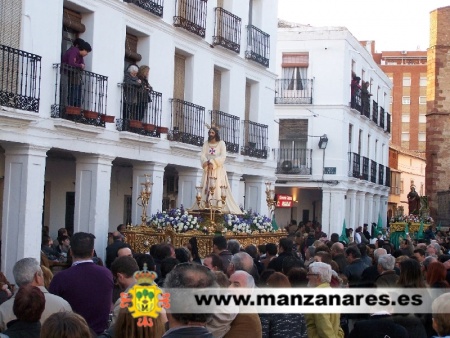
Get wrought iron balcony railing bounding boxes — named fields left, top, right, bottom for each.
left=245, top=25, right=270, bottom=67
left=380, top=107, right=385, bottom=129
left=241, top=120, right=268, bottom=159
left=274, top=79, right=313, bottom=104
left=274, top=148, right=312, bottom=175
left=124, top=0, right=164, bottom=17
left=173, top=0, right=207, bottom=38
left=351, top=90, right=362, bottom=114
left=372, top=100, right=378, bottom=124
left=370, top=160, right=377, bottom=183
left=362, top=156, right=369, bottom=181
left=117, top=83, right=162, bottom=137
left=51, top=63, right=108, bottom=127
left=210, top=110, right=240, bottom=153
left=386, top=112, right=391, bottom=133
left=362, top=96, right=370, bottom=118
left=169, top=98, right=205, bottom=146
left=385, top=167, right=391, bottom=187
left=212, top=7, right=241, bottom=53
left=378, top=163, right=384, bottom=185
left=348, top=152, right=361, bottom=178
left=0, top=44, right=41, bottom=112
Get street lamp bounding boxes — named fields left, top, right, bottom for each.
left=318, top=134, right=328, bottom=149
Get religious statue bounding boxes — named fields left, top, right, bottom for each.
left=192, top=126, right=242, bottom=214
left=407, top=186, right=421, bottom=215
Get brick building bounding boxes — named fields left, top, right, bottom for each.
left=426, top=5, right=450, bottom=224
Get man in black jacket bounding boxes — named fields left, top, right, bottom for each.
left=268, top=238, right=294, bottom=272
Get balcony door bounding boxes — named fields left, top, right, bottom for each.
left=281, top=53, right=309, bottom=97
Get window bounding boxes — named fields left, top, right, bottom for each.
left=400, top=179, right=404, bottom=193
left=419, top=115, right=426, bottom=123
left=282, top=53, right=309, bottom=90
left=402, top=96, right=410, bottom=104
left=391, top=172, right=401, bottom=195
left=402, top=114, right=410, bottom=123
left=419, top=96, right=426, bottom=105
left=62, top=8, right=85, bottom=57
left=420, top=77, right=427, bottom=86
left=418, top=133, right=426, bottom=142
left=401, top=133, right=410, bottom=141
left=403, top=77, right=411, bottom=86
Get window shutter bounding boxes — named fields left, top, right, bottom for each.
left=279, top=119, right=308, bottom=140
left=63, top=8, right=85, bottom=33
left=125, top=33, right=142, bottom=62
left=282, top=52, right=309, bottom=67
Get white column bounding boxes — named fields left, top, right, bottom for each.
left=177, top=168, right=203, bottom=210
left=74, top=154, right=114, bottom=262
left=227, top=172, right=242, bottom=207
left=356, top=192, right=366, bottom=229
left=132, top=162, right=166, bottom=222
left=329, top=189, right=347, bottom=236
left=373, top=194, right=380, bottom=225
left=347, top=190, right=357, bottom=230
left=380, top=195, right=388, bottom=228
left=1, top=144, right=49, bottom=281
left=321, top=188, right=332, bottom=235
left=244, top=176, right=270, bottom=214
left=365, top=193, right=374, bottom=225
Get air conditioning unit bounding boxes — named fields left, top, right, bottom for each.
left=401, top=51, right=407, bottom=55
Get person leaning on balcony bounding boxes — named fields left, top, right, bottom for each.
left=350, top=73, right=361, bottom=109
left=136, top=65, right=153, bottom=122
left=61, top=40, right=92, bottom=108
left=123, top=65, right=141, bottom=121
left=360, top=81, right=372, bottom=111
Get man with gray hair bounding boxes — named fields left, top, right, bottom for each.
left=229, top=270, right=255, bottom=288
left=361, top=248, right=387, bottom=284
left=0, top=258, right=72, bottom=330
left=226, top=252, right=254, bottom=277
left=431, top=292, right=450, bottom=337
left=305, top=262, right=344, bottom=338
left=375, top=254, right=398, bottom=288
left=227, top=239, right=241, bottom=255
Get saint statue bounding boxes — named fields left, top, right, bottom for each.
left=407, top=186, right=421, bottom=215
left=193, top=127, right=242, bottom=214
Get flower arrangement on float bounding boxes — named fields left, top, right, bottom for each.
left=224, top=209, right=274, bottom=234
left=390, top=214, right=434, bottom=224
left=148, top=205, right=204, bottom=233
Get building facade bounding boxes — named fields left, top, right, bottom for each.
left=0, top=0, right=279, bottom=280
left=427, top=5, right=450, bottom=224
left=274, top=22, right=391, bottom=236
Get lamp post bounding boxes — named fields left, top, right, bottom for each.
left=318, top=134, right=328, bottom=149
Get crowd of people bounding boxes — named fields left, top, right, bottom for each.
left=0, top=220, right=449, bottom=337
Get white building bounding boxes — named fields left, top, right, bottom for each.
left=0, top=0, right=278, bottom=280
left=274, top=21, right=391, bottom=236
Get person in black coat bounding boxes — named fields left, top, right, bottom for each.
left=268, top=238, right=295, bottom=272
left=348, top=314, right=408, bottom=338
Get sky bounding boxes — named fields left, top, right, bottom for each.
left=278, top=0, right=450, bottom=52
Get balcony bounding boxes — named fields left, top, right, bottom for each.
left=212, top=7, right=241, bottom=54
left=351, top=91, right=362, bottom=114
left=385, top=167, right=391, bottom=187
left=362, top=156, right=369, bottom=181
left=241, top=120, right=268, bottom=159
left=370, top=160, right=377, bottom=183
left=169, top=98, right=205, bottom=146
left=348, top=152, right=360, bottom=178
left=362, top=97, right=370, bottom=118
left=274, top=79, right=313, bottom=104
left=386, top=112, right=391, bottom=133
left=372, top=100, right=378, bottom=124
left=210, top=110, right=240, bottom=153
left=274, top=148, right=312, bottom=175
left=378, top=164, right=384, bottom=185
left=379, top=107, right=385, bottom=129
left=124, top=0, right=164, bottom=17
left=245, top=25, right=270, bottom=67
left=117, top=83, right=162, bottom=137
left=0, top=44, right=41, bottom=112
left=173, top=0, right=207, bottom=38
left=51, top=64, right=108, bottom=127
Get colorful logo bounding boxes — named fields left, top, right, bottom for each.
left=120, top=264, right=170, bottom=327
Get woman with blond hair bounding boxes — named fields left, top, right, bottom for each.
left=136, top=65, right=153, bottom=122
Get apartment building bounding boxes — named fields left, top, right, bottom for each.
left=0, top=0, right=278, bottom=280
left=274, top=21, right=391, bottom=236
